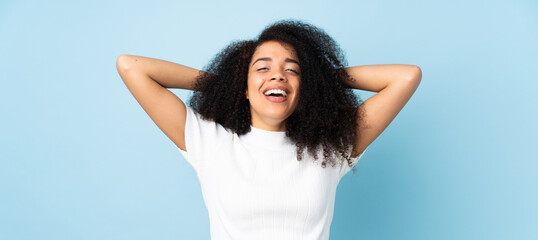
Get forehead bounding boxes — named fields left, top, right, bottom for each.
left=252, top=41, right=298, bottom=59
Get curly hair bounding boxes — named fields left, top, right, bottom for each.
left=189, top=19, right=365, bottom=169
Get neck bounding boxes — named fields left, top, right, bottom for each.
left=250, top=115, right=286, bottom=132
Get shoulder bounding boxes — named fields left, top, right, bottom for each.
left=184, top=106, right=233, bottom=140
left=339, top=146, right=369, bottom=177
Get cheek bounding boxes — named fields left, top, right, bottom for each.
left=247, top=77, right=264, bottom=93
left=292, top=80, right=301, bottom=95
left=246, top=79, right=258, bottom=99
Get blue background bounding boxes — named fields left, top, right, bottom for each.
left=1, top=0, right=537, bottom=239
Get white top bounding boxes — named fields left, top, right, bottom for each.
left=176, top=107, right=367, bottom=240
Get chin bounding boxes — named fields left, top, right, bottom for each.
left=263, top=107, right=293, bottom=118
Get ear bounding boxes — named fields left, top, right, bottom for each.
left=245, top=90, right=249, bottom=99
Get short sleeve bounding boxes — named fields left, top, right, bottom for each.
left=175, top=107, right=230, bottom=172
left=339, top=146, right=369, bottom=178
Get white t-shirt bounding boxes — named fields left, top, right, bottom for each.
left=176, top=107, right=367, bottom=240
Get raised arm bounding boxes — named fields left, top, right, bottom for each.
left=343, top=64, right=422, bottom=157
left=115, top=55, right=204, bottom=151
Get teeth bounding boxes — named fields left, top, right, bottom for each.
left=264, top=89, right=288, bottom=97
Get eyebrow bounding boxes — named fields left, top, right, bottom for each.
left=251, top=57, right=300, bottom=67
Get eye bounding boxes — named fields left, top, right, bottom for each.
left=257, top=67, right=268, bottom=71
left=287, top=69, right=299, bottom=74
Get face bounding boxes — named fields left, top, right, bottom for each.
left=246, top=40, right=301, bottom=131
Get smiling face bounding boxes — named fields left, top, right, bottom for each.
left=246, top=40, right=301, bottom=131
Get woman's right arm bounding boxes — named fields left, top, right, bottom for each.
left=115, top=54, right=204, bottom=151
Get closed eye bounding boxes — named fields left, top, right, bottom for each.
left=256, top=67, right=299, bottom=74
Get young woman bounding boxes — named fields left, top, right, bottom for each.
left=116, top=19, right=421, bottom=240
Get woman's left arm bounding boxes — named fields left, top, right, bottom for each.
left=342, top=64, right=422, bottom=157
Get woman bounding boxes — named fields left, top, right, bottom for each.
left=116, top=19, right=421, bottom=240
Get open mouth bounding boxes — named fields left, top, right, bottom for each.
left=263, top=89, right=288, bottom=103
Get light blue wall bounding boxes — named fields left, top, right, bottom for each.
left=1, top=0, right=536, bottom=239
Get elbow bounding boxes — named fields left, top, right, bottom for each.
left=407, top=65, right=422, bottom=84
left=116, top=54, right=132, bottom=73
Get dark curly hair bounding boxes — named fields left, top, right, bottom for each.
left=189, top=19, right=365, bottom=169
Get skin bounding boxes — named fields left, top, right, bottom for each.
left=116, top=47, right=421, bottom=157
left=246, top=40, right=301, bottom=132
left=344, top=64, right=421, bottom=156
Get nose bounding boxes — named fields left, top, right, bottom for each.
left=270, top=71, right=287, bottom=82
